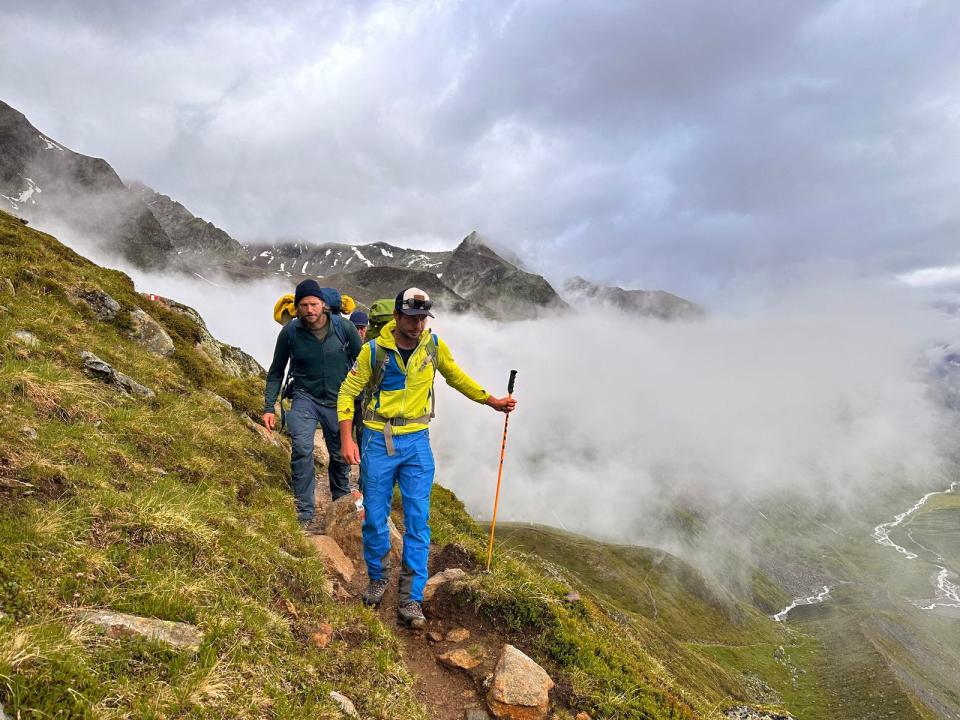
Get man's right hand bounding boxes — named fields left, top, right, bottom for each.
left=341, top=436, right=360, bottom=465
left=263, top=412, right=276, bottom=432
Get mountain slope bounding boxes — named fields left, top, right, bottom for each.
left=129, top=182, right=248, bottom=264
left=442, top=232, right=568, bottom=319
left=0, top=100, right=173, bottom=269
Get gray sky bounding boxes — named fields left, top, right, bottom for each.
left=3, top=0, right=959, bottom=303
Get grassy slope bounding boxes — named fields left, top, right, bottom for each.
left=0, top=210, right=425, bottom=719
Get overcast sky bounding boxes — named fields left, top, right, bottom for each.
left=2, top=0, right=959, bottom=303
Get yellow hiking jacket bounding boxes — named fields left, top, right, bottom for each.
left=337, top=320, right=490, bottom=435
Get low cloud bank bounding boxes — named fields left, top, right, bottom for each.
left=428, top=282, right=956, bottom=550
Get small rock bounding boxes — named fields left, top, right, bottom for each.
left=724, top=708, right=795, bottom=720
left=325, top=493, right=402, bottom=569
left=0, top=701, right=9, bottom=720
left=309, top=534, right=356, bottom=583
left=12, top=330, right=38, bottom=347
left=563, top=591, right=581, bottom=603
left=424, top=567, right=468, bottom=602
left=128, top=308, right=175, bottom=357
left=446, top=627, right=471, bottom=643
left=20, top=426, right=38, bottom=441
left=2, top=278, right=14, bottom=295
left=438, top=648, right=482, bottom=671
left=486, top=644, right=554, bottom=719
left=329, top=690, right=359, bottom=717
left=310, top=622, right=334, bottom=649
left=427, top=631, right=445, bottom=643
left=74, top=609, right=202, bottom=651
left=81, top=351, right=116, bottom=381
left=80, top=351, right=156, bottom=400
left=323, top=579, right=353, bottom=602
left=114, top=371, right=156, bottom=400
left=206, top=391, right=232, bottom=411
left=465, top=709, right=492, bottom=720
left=75, top=288, right=121, bottom=321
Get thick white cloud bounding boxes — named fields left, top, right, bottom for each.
left=3, top=0, right=960, bottom=303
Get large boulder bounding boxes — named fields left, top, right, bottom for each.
left=128, top=308, right=175, bottom=357
left=486, top=645, right=554, bottom=720
left=309, top=535, right=355, bottom=584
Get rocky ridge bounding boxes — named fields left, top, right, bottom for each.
left=564, top=275, right=704, bottom=321
left=0, top=100, right=173, bottom=269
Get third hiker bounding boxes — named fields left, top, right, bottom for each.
left=264, top=279, right=362, bottom=529
left=338, top=287, right=516, bottom=628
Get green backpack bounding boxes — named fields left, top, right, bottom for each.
left=367, top=298, right=394, bottom=339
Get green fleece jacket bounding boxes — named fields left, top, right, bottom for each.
left=264, top=315, right=362, bottom=411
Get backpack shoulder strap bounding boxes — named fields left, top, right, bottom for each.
left=333, top=313, right=361, bottom=363
left=369, top=340, right=390, bottom=389
left=284, top=318, right=299, bottom=362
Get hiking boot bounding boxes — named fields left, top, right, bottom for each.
left=396, top=600, right=426, bottom=629
left=362, top=578, right=390, bottom=607
left=298, top=516, right=324, bottom=535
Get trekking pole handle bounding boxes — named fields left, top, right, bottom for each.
left=507, top=369, right=518, bottom=395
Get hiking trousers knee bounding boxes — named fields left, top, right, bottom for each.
left=287, top=390, right=352, bottom=520
left=360, top=428, right=434, bottom=602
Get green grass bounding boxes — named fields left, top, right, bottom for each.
left=0, top=210, right=425, bottom=719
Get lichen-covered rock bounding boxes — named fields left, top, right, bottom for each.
left=12, top=329, right=38, bottom=347
left=74, top=609, right=202, bottom=651
left=329, top=690, right=359, bottom=717
left=486, top=645, right=554, bottom=720
left=724, top=708, right=794, bottom=720
left=80, top=351, right=155, bottom=400
left=149, top=294, right=264, bottom=378
left=73, top=288, right=120, bottom=321
left=128, top=308, right=175, bottom=356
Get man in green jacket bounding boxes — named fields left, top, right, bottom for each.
left=264, top=280, right=362, bottom=527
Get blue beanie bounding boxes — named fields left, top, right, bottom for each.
left=294, top=279, right=324, bottom=306
left=349, top=310, right=369, bottom=327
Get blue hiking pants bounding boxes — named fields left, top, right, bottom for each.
left=360, top=428, right=435, bottom=602
left=287, top=390, right=351, bottom=520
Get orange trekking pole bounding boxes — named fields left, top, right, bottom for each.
left=485, top=370, right=517, bottom=571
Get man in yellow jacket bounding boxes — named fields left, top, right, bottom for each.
left=338, top=287, right=515, bottom=627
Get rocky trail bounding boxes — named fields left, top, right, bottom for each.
left=308, top=462, right=564, bottom=720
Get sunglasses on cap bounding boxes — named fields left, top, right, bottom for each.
left=399, top=296, right=433, bottom=311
